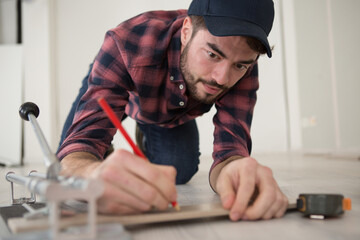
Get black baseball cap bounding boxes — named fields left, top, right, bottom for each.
left=188, top=0, right=275, bottom=57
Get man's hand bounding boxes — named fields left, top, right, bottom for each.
left=61, top=149, right=177, bottom=215
left=212, top=157, right=288, bottom=221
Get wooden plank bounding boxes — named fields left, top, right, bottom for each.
left=8, top=202, right=298, bottom=233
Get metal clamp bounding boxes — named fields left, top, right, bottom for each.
left=6, top=172, right=36, bottom=205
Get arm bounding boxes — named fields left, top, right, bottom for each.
left=61, top=151, right=177, bottom=214
left=57, top=30, right=133, bottom=161
left=58, top=29, right=177, bottom=214
left=211, top=65, right=287, bottom=221
left=60, top=152, right=101, bottom=178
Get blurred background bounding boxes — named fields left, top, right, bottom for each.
left=0, top=0, right=359, bottom=166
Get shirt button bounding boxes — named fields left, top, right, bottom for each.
left=179, top=101, right=185, bottom=107
left=170, top=76, right=174, bottom=81
left=179, top=84, right=184, bottom=90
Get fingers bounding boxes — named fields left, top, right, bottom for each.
left=102, top=166, right=170, bottom=211
left=97, top=182, right=150, bottom=214
left=216, top=173, right=236, bottom=209
left=229, top=158, right=257, bottom=220
left=217, top=157, right=288, bottom=221
left=122, top=151, right=178, bottom=204
left=242, top=165, right=288, bottom=220
left=241, top=167, right=277, bottom=219
left=261, top=191, right=288, bottom=219
left=153, top=164, right=178, bottom=201
left=93, top=149, right=177, bottom=214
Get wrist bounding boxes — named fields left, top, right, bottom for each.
left=209, top=155, right=244, bottom=193
left=60, top=152, right=101, bottom=178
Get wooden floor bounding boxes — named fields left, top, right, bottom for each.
left=0, top=152, right=359, bottom=239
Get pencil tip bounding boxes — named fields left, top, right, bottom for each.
left=172, top=202, right=180, bottom=211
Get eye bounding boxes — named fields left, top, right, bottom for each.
left=235, top=63, right=248, bottom=71
left=207, top=51, right=219, bottom=59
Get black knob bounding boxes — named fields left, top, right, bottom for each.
left=19, top=102, right=40, bottom=121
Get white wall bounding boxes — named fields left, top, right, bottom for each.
left=53, top=0, right=289, bottom=159
left=54, top=0, right=192, bottom=157
left=0, top=0, right=23, bottom=165
left=293, top=0, right=360, bottom=154
left=280, top=0, right=302, bottom=151
left=0, top=45, right=23, bottom=165
left=15, top=0, right=292, bottom=163
left=0, top=0, right=17, bottom=44
left=251, top=0, right=289, bottom=153
left=10, top=0, right=359, bottom=164
left=21, top=0, right=55, bottom=163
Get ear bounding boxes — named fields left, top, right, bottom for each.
left=181, top=16, right=193, bottom=46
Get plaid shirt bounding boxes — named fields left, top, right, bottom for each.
left=57, top=10, right=259, bottom=171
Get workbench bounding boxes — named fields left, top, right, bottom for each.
left=0, top=153, right=359, bottom=239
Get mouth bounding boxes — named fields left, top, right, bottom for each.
left=202, top=82, right=222, bottom=95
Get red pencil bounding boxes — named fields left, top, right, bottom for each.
left=97, top=97, right=180, bottom=211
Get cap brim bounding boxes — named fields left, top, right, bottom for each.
left=204, top=16, right=272, bottom=58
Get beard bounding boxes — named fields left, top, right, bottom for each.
left=180, top=41, right=228, bottom=105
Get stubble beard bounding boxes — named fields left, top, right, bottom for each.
left=180, top=41, right=226, bottom=105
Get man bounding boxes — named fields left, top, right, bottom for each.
left=57, top=0, right=288, bottom=221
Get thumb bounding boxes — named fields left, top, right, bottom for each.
left=216, top=174, right=236, bottom=209
left=154, top=164, right=177, bottom=201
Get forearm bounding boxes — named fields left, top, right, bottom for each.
left=209, top=155, right=243, bottom=192
left=60, top=152, right=102, bottom=178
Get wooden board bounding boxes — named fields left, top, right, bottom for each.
left=8, top=202, right=297, bottom=233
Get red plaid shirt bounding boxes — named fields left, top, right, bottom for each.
left=57, top=10, right=259, bottom=171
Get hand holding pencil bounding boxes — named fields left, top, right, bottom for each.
left=97, top=97, right=180, bottom=212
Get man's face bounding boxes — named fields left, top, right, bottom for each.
left=180, top=19, right=259, bottom=104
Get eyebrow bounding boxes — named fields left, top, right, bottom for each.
left=207, top=42, right=258, bottom=65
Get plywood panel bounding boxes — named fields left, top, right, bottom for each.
left=7, top=202, right=298, bottom=233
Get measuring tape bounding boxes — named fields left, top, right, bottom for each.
left=296, top=194, right=351, bottom=219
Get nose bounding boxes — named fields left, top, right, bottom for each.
left=211, top=62, right=230, bottom=86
